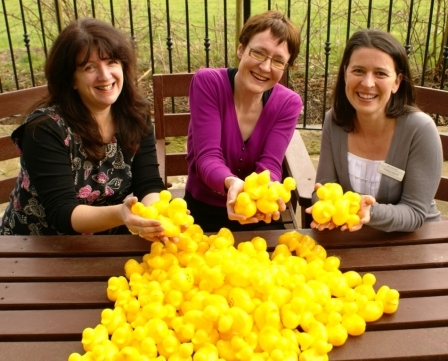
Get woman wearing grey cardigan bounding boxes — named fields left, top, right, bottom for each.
left=308, top=29, right=442, bottom=232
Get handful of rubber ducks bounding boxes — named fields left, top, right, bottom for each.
left=312, top=183, right=361, bottom=229
left=234, top=170, right=297, bottom=217
left=130, top=190, right=194, bottom=238
left=69, top=191, right=400, bottom=361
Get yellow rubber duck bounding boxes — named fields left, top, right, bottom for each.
left=234, top=191, right=257, bottom=218
left=243, top=170, right=270, bottom=200
left=316, top=183, right=343, bottom=203
left=331, top=198, right=350, bottom=226
left=357, top=298, right=384, bottom=322
left=311, top=200, right=335, bottom=224
left=341, top=302, right=366, bottom=336
left=375, top=285, right=400, bottom=314
left=325, top=312, right=348, bottom=346
left=256, top=186, right=279, bottom=214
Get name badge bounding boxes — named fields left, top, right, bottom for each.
left=378, top=162, right=405, bottom=182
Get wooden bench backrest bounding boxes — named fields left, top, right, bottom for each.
left=415, top=86, right=448, bottom=202
left=153, top=73, right=194, bottom=185
left=0, top=86, right=48, bottom=205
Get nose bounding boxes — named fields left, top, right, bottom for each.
left=97, top=63, right=112, bottom=80
left=361, top=72, right=375, bottom=87
left=259, top=58, right=272, bottom=71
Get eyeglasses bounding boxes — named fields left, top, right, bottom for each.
left=248, top=48, right=288, bottom=70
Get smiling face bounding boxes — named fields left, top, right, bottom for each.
left=344, top=46, right=402, bottom=120
left=73, top=48, right=123, bottom=114
left=236, top=29, right=290, bottom=94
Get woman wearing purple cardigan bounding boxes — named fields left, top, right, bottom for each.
left=184, top=10, right=303, bottom=232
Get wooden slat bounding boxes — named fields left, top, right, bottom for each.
left=306, top=221, right=448, bottom=249
left=415, top=86, right=448, bottom=118
left=0, top=341, right=83, bottom=361
left=0, top=282, right=111, bottom=310
left=2, top=327, right=448, bottom=361
left=165, top=153, right=188, bottom=177
left=435, top=177, right=448, bottom=202
left=372, top=268, right=448, bottom=297
left=334, top=243, right=448, bottom=271
left=0, top=296, right=447, bottom=342
left=0, top=235, right=152, bottom=257
left=0, top=309, right=101, bottom=341
left=0, top=136, right=17, bottom=162
left=0, top=176, right=16, bottom=206
left=164, top=113, right=190, bottom=137
left=0, top=257, right=132, bottom=281
left=1, top=222, right=448, bottom=257
left=365, top=296, right=448, bottom=331
left=440, top=133, right=448, bottom=160
left=0, top=85, right=48, bottom=119
left=330, top=327, right=448, bottom=361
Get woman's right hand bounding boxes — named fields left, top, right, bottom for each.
left=225, top=176, right=260, bottom=224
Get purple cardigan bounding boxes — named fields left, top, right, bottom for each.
left=185, top=68, right=303, bottom=207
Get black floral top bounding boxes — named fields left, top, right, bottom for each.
left=0, top=106, right=165, bottom=235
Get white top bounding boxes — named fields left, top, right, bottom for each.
left=347, top=152, right=383, bottom=197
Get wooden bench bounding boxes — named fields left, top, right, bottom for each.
left=153, top=72, right=316, bottom=229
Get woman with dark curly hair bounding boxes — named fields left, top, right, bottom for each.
left=0, top=18, right=167, bottom=238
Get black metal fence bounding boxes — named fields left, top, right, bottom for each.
left=1, top=0, right=447, bottom=126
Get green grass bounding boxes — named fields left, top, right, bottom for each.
left=0, top=0, right=446, bottom=90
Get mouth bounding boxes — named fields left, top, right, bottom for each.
left=251, top=71, right=269, bottom=82
left=96, top=83, right=114, bottom=91
left=357, top=92, right=377, bottom=100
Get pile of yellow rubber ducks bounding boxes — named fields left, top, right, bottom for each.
left=68, top=189, right=399, bottom=361
left=311, top=183, right=362, bottom=228
left=234, top=170, right=297, bottom=217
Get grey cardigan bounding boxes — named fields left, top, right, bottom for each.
left=314, top=109, right=442, bottom=232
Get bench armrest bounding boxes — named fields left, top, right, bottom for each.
left=283, top=130, right=316, bottom=228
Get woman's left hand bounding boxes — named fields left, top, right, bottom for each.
left=340, top=195, right=376, bottom=232
left=123, top=196, right=167, bottom=241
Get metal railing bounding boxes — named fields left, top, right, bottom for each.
left=1, top=0, right=447, bottom=126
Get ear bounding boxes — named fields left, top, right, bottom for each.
left=392, top=73, right=403, bottom=94
left=237, top=44, right=244, bottom=60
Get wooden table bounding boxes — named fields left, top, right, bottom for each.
left=1, top=222, right=448, bottom=361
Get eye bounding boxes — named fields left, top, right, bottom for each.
left=251, top=49, right=267, bottom=60
left=352, top=68, right=364, bottom=74
left=108, top=59, right=120, bottom=65
left=272, top=59, right=286, bottom=68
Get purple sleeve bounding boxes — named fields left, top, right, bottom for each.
left=188, top=69, right=236, bottom=194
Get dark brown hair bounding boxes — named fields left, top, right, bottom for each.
left=36, top=17, right=150, bottom=162
left=238, top=10, right=301, bottom=67
left=332, top=29, right=416, bottom=132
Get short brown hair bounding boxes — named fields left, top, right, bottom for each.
left=238, top=10, right=301, bottom=67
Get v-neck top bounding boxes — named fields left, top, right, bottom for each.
left=314, top=108, right=442, bottom=232
left=185, top=67, right=303, bottom=207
